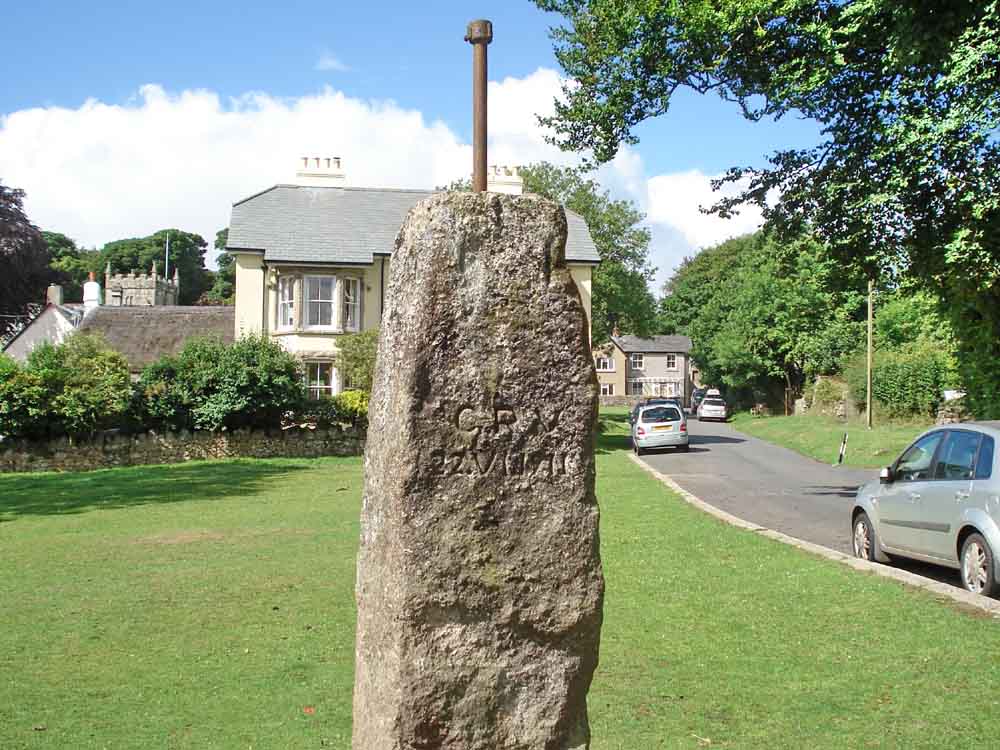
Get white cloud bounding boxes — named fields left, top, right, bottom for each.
left=646, top=169, right=763, bottom=249
left=0, top=69, right=760, bottom=293
left=315, top=52, right=350, bottom=72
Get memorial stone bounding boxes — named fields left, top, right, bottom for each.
left=353, top=191, right=604, bottom=749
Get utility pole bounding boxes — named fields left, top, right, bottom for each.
left=465, top=19, right=493, bottom=193
left=866, top=278, right=874, bottom=429
left=164, top=232, right=171, bottom=281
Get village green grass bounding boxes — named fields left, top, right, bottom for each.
left=3, top=411, right=999, bottom=748
left=731, top=411, right=934, bottom=469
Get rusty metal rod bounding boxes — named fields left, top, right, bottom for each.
left=465, top=19, right=493, bottom=192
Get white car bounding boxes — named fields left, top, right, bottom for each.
left=632, top=404, right=689, bottom=456
left=697, top=398, right=728, bottom=422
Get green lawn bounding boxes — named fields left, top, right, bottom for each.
left=731, top=412, right=934, bottom=468
left=2, top=413, right=998, bottom=748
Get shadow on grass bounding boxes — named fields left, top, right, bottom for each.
left=0, top=459, right=312, bottom=521
left=597, top=413, right=633, bottom=454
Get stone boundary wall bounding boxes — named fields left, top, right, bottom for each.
left=599, top=395, right=645, bottom=408
left=0, top=425, right=365, bottom=474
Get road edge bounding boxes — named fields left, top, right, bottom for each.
left=628, top=452, right=1000, bottom=618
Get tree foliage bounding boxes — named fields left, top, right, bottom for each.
left=660, top=232, right=866, bottom=400
left=0, top=182, right=52, bottom=341
left=200, top=228, right=235, bottom=305
left=101, top=229, right=209, bottom=304
left=42, top=231, right=101, bottom=302
left=519, top=163, right=657, bottom=344
left=536, top=0, right=1000, bottom=414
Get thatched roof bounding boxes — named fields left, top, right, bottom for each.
left=78, top=306, right=235, bottom=372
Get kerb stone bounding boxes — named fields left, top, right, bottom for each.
left=353, top=192, right=604, bottom=749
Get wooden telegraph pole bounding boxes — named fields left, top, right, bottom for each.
left=866, top=279, right=874, bottom=429
left=465, top=20, right=493, bottom=192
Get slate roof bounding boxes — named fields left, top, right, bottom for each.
left=612, top=334, right=692, bottom=354
left=227, top=184, right=601, bottom=265
left=78, top=306, right=235, bottom=372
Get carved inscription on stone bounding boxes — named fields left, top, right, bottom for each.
left=418, top=402, right=585, bottom=482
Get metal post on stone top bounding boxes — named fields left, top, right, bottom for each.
left=465, top=19, right=493, bottom=193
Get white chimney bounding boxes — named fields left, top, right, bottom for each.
left=46, top=284, right=64, bottom=306
left=295, top=156, right=346, bottom=187
left=83, top=271, right=101, bottom=310
left=487, top=165, right=524, bottom=195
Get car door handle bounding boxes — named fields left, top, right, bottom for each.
left=909, top=493, right=921, bottom=502
left=956, top=491, right=970, bottom=501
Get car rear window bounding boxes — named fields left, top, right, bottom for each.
left=703, top=399, right=726, bottom=406
left=641, top=407, right=682, bottom=423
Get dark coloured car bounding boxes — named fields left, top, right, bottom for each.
left=691, top=387, right=708, bottom=411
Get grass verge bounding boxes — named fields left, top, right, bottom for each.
left=730, top=411, right=933, bottom=468
left=2, top=415, right=998, bottom=748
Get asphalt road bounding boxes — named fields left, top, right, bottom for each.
left=637, top=416, right=966, bottom=588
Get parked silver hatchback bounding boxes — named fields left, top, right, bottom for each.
left=851, top=422, right=1000, bottom=597
left=632, top=404, right=689, bottom=455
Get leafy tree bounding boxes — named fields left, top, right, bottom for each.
left=333, top=328, right=379, bottom=393
left=42, top=231, right=101, bottom=302
left=519, top=163, right=657, bottom=343
left=200, top=228, right=235, bottom=305
left=535, top=0, right=1000, bottom=414
left=0, top=182, right=52, bottom=341
left=662, top=232, right=866, bottom=403
left=101, top=229, right=208, bottom=304
left=24, top=333, right=132, bottom=437
left=137, top=335, right=304, bottom=431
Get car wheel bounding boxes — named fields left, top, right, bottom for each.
left=852, top=512, right=877, bottom=562
left=960, top=533, right=1000, bottom=597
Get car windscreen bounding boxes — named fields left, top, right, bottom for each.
left=640, top=407, right=682, bottom=423
left=703, top=399, right=726, bottom=406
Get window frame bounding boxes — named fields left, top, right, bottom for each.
left=628, top=379, right=645, bottom=396
left=594, top=355, right=614, bottom=372
left=341, top=276, right=361, bottom=332
left=306, top=361, right=336, bottom=400
left=630, top=353, right=644, bottom=371
left=666, top=353, right=677, bottom=370
left=600, top=382, right=615, bottom=396
left=304, top=275, right=338, bottom=330
left=277, top=276, right=296, bottom=330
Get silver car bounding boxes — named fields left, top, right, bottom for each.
left=632, top=404, right=689, bottom=455
left=697, top=398, right=728, bottom=422
left=851, top=422, right=1000, bottom=597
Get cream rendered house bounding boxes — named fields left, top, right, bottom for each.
left=227, top=160, right=600, bottom=397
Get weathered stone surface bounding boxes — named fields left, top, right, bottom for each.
left=353, top=192, right=603, bottom=749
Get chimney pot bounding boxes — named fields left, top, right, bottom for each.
left=47, top=284, right=64, bottom=306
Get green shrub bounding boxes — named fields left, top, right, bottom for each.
left=333, top=389, right=369, bottom=426
left=812, top=378, right=844, bottom=408
left=138, top=335, right=305, bottom=432
left=846, top=342, right=957, bottom=418
left=24, top=334, right=132, bottom=437
left=0, top=354, right=46, bottom=439
left=333, top=328, right=378, bottom=393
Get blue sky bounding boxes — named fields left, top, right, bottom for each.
left=2, top=0, right=821, bottom=289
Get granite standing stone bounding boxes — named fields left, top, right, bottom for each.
left=353, top=192, right=603, bottom=749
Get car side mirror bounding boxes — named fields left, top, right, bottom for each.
left=879, top=466, right=893, bottom=484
